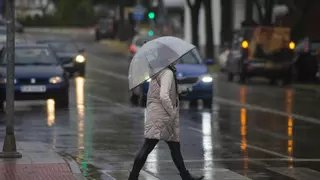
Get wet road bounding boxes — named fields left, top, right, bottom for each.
left=1, top=31, right=320, bottom=180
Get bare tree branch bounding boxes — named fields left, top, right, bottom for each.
left=253, top=0, right=264, bottom=23
left=186, top=0, right=192, bottom=8
left=283, top=0, right=299, bottom=13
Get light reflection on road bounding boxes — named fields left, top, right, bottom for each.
left=46, top=99, right=56, bottom=148
left=144, top=109, right=159, bottom=174
left=286, top=89, right=294, bottom=168
left=76, top=77, right=86, bottom=173
left=239, top=86, right=248, bottom=174
left=202, top=111, right=212, bottom=177
left=46, top=99, right=55, bottom=127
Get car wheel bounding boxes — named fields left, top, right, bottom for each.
left=0, top=100, right=4, bottom=113
left=227, top=72, right=234, bottom=82
left=130, top=93, right=139, bottom=106
left=203, top=99, right=212, bottom=109
left=95, top=33, right=101, bottom=41
left=79, top=69, right=85, bottom=77
left=55, top=91, right=69, bottom=108
left=239, top=73, right=247, bottom=84
left=269, top=78, right=277, bottom=85
left=130, top=93, right=146, bottom=107
left=189, top=100, right=198, bottom=108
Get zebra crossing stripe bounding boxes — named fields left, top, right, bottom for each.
left=268, top=167, right=320, bottom=180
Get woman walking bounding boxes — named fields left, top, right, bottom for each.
left=128, top=64, right=204, bottom=180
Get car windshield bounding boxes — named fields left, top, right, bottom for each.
left=0, top=47, right=58, bottom=65
left=177, top=48, right=202, bottom=64
left=99, top=20, right=112, bottom=28
left=0, top=29, right=6, bottom=34
left=135, top=37, right=154, bottom=46
left=48, top=42, right=78, bottom=52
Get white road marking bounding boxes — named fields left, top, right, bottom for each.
left=101, top=169, right=160, bottom=180
left=215, top=97, right=320, bottom=125
left=120, top=158, right=320, bottom=163
left=268, top=167, right=320, bottom=180
left=88, top=63, right=320, bottom=126
left=87, top=67, right=127, bottom=80
left=87, top=94, right=129, bottom=109
left=189, top=127, right=292, bottom=159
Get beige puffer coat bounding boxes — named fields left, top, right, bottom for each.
left=144, top=68, right=180, bottom=142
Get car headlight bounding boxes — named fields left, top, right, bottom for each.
left=201, top=75, right=213, bottom=83
left=0, top=78, right=6, bottom=84
left=145, top=76, right=151, bottom=82
left=49, top=76, right=63, bottom=84
left=75, top=55, right=85, bottom=63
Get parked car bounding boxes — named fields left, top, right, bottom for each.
left=128, top=35, right=154, bottom=60
left=94, top=18, right=116, bottom=41
left=130, top=48, right=214, bottom=108
left=0, top=19, right=24, bottom=33
left=0, top=44, right=69, bottom=111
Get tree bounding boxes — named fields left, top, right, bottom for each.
left=186, top=0, right=203, bottom=47
left=203, top=0, right=213, bottom=58
left=54, top=0, right=94, bottom=26
left=282, top=0, right=317, bottom=40
left=252, top=0, right=275, bottom=25
left=38, top=0, right=53, bottom=16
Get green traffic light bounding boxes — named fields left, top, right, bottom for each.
left=148, top=30, right=154, bottom=36
left=148, top=12, right=155, bottom=19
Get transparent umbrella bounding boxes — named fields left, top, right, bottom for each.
left=128, top=36, right=195, bottom=90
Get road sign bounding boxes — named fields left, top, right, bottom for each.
left=132, top=4, right=145, bottom=21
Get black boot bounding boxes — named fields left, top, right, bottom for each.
left=180, top=170, right=204, bottom=180
left=128, top=172, right=139, bottom=180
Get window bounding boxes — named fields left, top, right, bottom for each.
left=135, top=36, right=154, bottom=46
left=177, top=48, right=202, bottom=64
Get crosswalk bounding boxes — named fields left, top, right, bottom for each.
left=100, top=166, right=320, bottom=180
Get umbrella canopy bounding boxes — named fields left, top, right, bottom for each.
left=128, top=36, right=195, bottom=90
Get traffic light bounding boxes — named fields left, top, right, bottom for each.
left=148, top=30, right=154, bottom=36
left=148, top=12, right=155, bottom=19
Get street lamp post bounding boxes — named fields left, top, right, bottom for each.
left=0, top=0, right=22, bottom=158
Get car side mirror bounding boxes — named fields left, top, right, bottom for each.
left=206, top=59, right=213, bottom=65
left=59, top=58, right=69, bottom=66
left=78, top=48, right=85, bottom=53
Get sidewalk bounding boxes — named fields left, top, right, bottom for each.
left=0, top=141, right=87, bottom=180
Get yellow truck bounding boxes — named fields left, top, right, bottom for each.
left=226, top=26, right=295, bottom=84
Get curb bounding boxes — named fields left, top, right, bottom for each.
left=64, top=156, right=88, bottom=180
left=99, top=39, right=129, bottom=56
left=25, top=27, right=94, bottom=35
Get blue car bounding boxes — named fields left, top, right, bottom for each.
left=130, top=48, right=214, bottom=108
left=0, top=44, right=69, bottom=111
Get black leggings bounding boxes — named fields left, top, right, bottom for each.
left=130, top=138, right=187, bottom=176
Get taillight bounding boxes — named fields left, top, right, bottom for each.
left=289, top=41, right=295, bottom=50
left=109, top=24, right=113, bottom=29
left=130, top=45, right=136, bottom=52
left=242, top=40, right=249, bottom=49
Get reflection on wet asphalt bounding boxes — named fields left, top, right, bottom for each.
left=1, top=32, right=320, bottom=179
